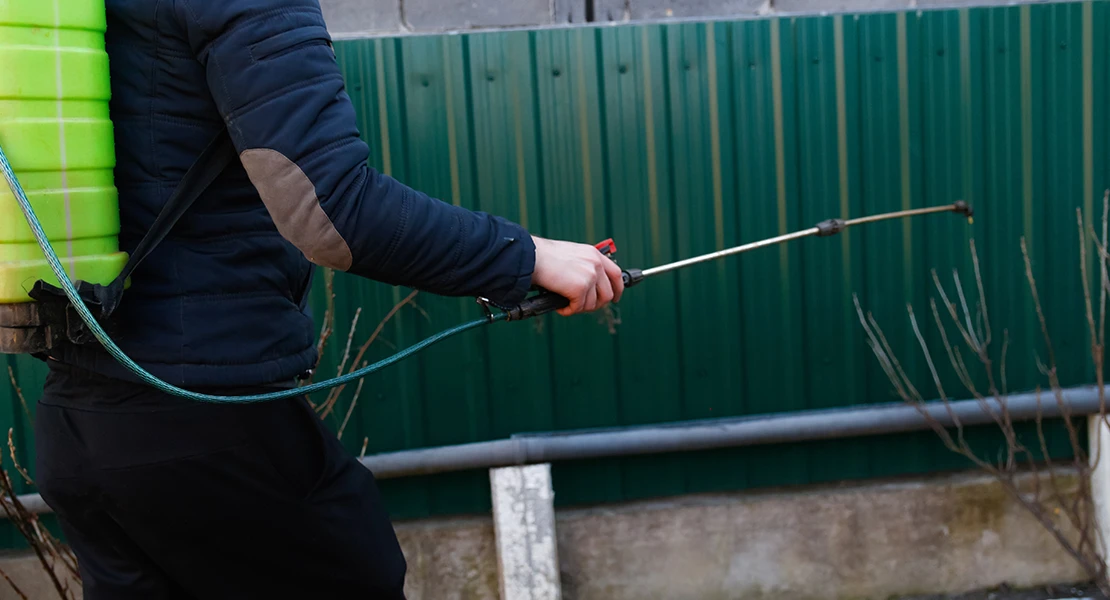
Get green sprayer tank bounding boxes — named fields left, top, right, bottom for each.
left=0, top=0, right=126, bottom=305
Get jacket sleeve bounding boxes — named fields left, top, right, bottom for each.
left=175, top=0, right=535, bottom=307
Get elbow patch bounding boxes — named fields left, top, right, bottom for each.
left=240, top=148, right=353, bottom=271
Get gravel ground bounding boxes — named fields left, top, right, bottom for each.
left=896, top=582, right=1106, bottom=600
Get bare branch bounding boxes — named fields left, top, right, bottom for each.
left=0, top=565, right=28, bottom=600
left=906, top=307, right=942, bottom=401
left=0, top=430, right=75, bottom=599
left=6, top=431, right=30, bottom=486
left=337, top=373, right=366, bottom=441
left=970, top=240, right=991, bottom=347
left=1081, top=207, right=1099, bottom=367
left=854, top=296, right=923, bottom=402
left=1000, top=329, right=1010, bottom=396
left=931, top=269, right=981, bottom=354
left=856, top=296, right=972, bottom=460
left=1100, top=191, right=1109, bottom=352
left=318, top=290, right=419, bottom=419
left=316, top=267, right=337, bottom=358
left=307, top=268, right=338, bottom=386
left=1023, top=237, right=1059, bottom=373
left=930, top=299, right=979, bottom=399
left=853, top=296, right=919, bottom=406
left=6, top=367, right=31, bottom=426
left=336, top=307, right=363, bottom=377
left=952, top=268, right=981, bottom=351
left=408, top=300, right=431, bottom=324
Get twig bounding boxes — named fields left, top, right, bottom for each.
left=1081, top=207, right=1099, bottom=369
left=853, top=298, right=914, bottom=402
left=1089, top=194, right=1110, bottom=490
left=971, top=240, right=992, bottom=347
left=308, top=268, right=338, bottom=386
left=907, top=306, right=945, bottom=402
left=1021, top=238, right=1089, bottom=494
left=952, top=268, right=981, bottom=351
left=929, top=299, right=979, bottom=402
left=855, top=296, right=967, bottom=458
left=1000, top=329, right=1010, bottom=396
left=1100, top=191, right=1109, bottom=356
left=861, top=299, right=921, bottom=400
left=1022, top=237, right=1058, bottom=372
left=0, top=565, right=27, bottom=600
left=0, top=442, right=72, bottom=598
left=337, top=373, right=366, bottom=441
left=7, top=431, right=31, bottom=486
left=6, top=367, right=31, bottom=426
left=409, top=301, right=431, bottom=324
left=336, top=308, right=363, bottom=377
left=318, top=290, right=419, bottom=419
left=931, top=269, right=981, bottom=354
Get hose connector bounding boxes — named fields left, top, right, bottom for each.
left=816, top=218, right=847, bottom=237
left=622, top=268, right=644, bottom=288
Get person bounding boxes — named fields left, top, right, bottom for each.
left=32, top=0, right=624, bottom=598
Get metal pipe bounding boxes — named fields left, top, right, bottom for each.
left=359, top=385, right=1104, bottom=479
left=9, top=385, right=1104, bottom=516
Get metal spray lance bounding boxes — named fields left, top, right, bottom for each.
left=499, top=201, right=975, bottom=321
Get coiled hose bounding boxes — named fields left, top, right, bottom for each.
left=0, top=142, right=506, bottom=403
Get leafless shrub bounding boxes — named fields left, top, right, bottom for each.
left=856, top=192, right=1110, bottom=594
left=0, top=429, right=80, bottom=599
left=310, top=270, right=421, bottom=428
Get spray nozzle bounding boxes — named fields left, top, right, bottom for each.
left=953, top=200, right=974, bottom=224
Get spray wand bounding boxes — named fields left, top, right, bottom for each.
left=501, top=200, right=974, bottom=321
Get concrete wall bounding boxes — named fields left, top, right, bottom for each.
left=0, top=468, right=1090, bottom=600
left=319, top=0, right=1077, bottom=38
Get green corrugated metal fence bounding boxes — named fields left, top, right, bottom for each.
left=3, top=1, right=1109, bottom=534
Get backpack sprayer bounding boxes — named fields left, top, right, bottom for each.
left=1, top=131, right=975, bottom=405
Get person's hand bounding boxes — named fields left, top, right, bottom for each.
left=531, top=236, right=625, bottom=317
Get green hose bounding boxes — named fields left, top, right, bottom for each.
left=0, top=141, right=505, bottom=403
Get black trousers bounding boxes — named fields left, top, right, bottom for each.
left=33, top=363, right=408, bottom=599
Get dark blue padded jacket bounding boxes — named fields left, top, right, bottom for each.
left=50, top=0, right=536, bottom=388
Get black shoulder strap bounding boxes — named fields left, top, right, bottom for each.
left=30, top=128, right=237, bottom=321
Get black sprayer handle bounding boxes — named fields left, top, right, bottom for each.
left=506, top=268, right=644, bottom=321
left=504, top=238, right=640, bottom=322
left=505, top=292, right=571, bottom=321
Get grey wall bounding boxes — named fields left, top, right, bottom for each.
left=0, top=469, right=1090, bottom=599
left=319, top=0, right=1074, bottom=38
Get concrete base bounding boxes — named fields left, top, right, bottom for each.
left=403, top=468, right=1090, bottom=600
left=556, top=470, right=1088, bottom=599
left=0, top=469, right=1091, bottom=600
